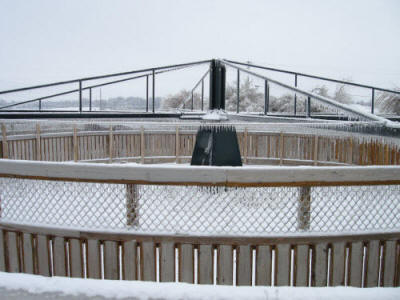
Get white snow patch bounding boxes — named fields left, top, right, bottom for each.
left=0, top=272, right=399, bottom=300
left=202, top=110, right=228, bottom=121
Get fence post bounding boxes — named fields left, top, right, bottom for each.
left=298, top=186, right=311, bottom=231
left=146, top=75, right=149, bottom=113
left=1, top=124, right=8, bottom=159
left=140, top=126, right=145, bottom=164
left=109, top=125, right=113, bottom=163
left=175, top=127, right=180, bottom=163
left=126, top=184, right=139, bottom=226
left=294, top=74, right=298, bottom=115
left=237, top=69, right=240, bottom=113
left=36, top=124, right=41, bottom=161
left=371, top=88, right=375, bottom=114
left=152, top=69, right=155, bottom=113
left=243, top=128, right=248, bottom=164
left=264, top=80, right=269, bottom=115
left=89, top=88, right=92, bottom=112
left=79, top=80, right=83, bottom=113
left=73, top=126, right=78, bottom=162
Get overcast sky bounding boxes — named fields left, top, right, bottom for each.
left=0, top=0, right=399, bottom=100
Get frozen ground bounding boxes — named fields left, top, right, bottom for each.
left=0, top=272, right=399, bottom=300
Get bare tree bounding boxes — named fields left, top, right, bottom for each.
left=376, top=88, right=400, bottom=114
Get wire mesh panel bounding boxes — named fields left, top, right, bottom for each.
left=0, top=177, right=399, bottom=235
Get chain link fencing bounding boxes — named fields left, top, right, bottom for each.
left=0, top=177, right=399, bottom=235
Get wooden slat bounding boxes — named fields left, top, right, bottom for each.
left=35, top=124, right=41, bottom=160
left=383, top=240, right=397, bottom=287
left=295, top=244, right=309, bottom=287
left=73, top=127, right=78, bottom=162
left=256, top=245, right=271, bottom=286
left=313, top=243, right=328, bottom=287
left=180, top=244, right=194, bottom=283
left=349, top=242, right=364, bottom=287
left=37, top=235, right=50, bottom=276
left=276, top=244, right=290, bottom=286
left=104, top=241, right=119, bottom=280
left=366, top=240, right=380, bottom=287
left=6, top=231, right=20, bottom=273
left=53, top=237, right=67, bottom=277
left=218, top=245, right=233, bottom=285
left=198, top=244, right=213, bottom=284
left=160, top=242, right=175, bottom=282
left=122, top=240, right=137, bottom=280
left=237, top=245, right=252, bottom=286
left=331, top=242, right=346, bottom=286
left=87, top=239, right=101, bottom=279
left=22, top=233, right=34, bottom=274
left=0, top=230, right=5, bottom=271
left=141, top=241, right=156, bottom=281
left=69, top=239, right=83, bottom=278
left=1, top=124, right=8, bottom=159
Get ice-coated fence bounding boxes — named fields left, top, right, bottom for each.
left=1, top=178, right=399, bottom=234
left=1, top=160, right=400, bottom=287
left=1, top=120, right=400, bottom=166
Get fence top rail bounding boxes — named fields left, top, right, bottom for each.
left=1, top=159, right=400, bottom=187
left=1, top=221, right=399, bottom=244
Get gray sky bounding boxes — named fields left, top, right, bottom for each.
left=1, top=0, right=399, bottom=100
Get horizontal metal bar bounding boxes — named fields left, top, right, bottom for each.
left=0, top=66, right=188, bottom=110
left=222, top=60, right=399, bottom=127
left=0, top=59, right=212, bottom=95
left=0, top=112, right=182, bottom=119
left=224, top=59, right=400, bottom=95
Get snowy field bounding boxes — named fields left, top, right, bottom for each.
left=0, top=272, right=399, bottom=300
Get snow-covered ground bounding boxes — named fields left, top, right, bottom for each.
left=0, top=272, right=399, bottom=300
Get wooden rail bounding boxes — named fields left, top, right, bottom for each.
left=1, top=124, right=399, bottom=166
left=0, top=222, right=399, bottom=287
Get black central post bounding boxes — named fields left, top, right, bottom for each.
left=209, top=59, right=226, bottom=110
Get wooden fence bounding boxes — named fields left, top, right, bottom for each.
left=1, top=161, right=400, bottom=286
left=1, top=124, right=400, bottom=166
left=0, top=222, right=399, bottom=287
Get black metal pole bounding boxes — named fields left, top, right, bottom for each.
left=371, top=88, right=375, bottom=114
left=264, top=80, right=269, bottom=115
left=79, top=80, right=82, bottom=112
left=307, top=96, right=311, bottom=117
left=237, top=69, right=240, bottom=113
left=146, top=75, right=149, bottom=112
left=294, top=74, right=298, bottom=115
left=152, top=69, right=155, bottom=113
left=39, top=99, right=42, bottom=111
left=201, top=79, right=204, bottom=111
left=89, top=88, right=92, bottom=112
